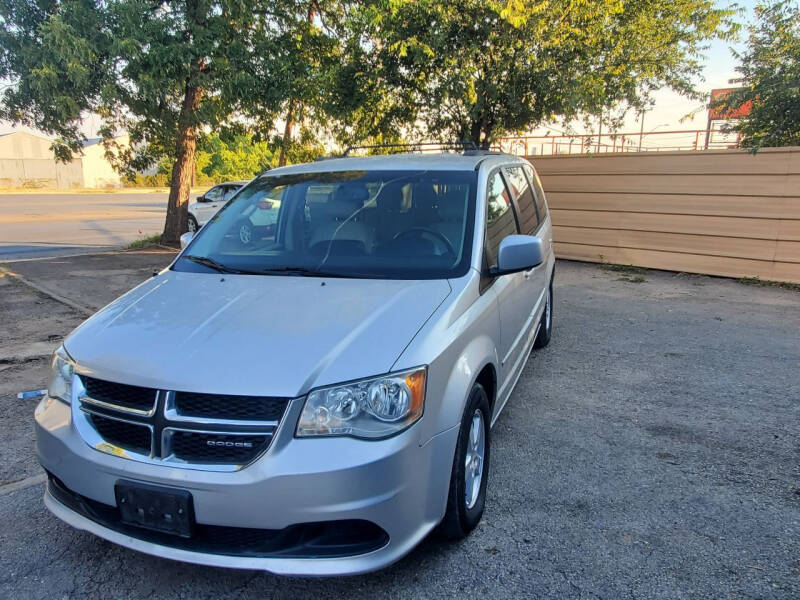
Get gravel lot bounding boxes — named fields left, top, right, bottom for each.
left=1, top=253, right=798, bottom=599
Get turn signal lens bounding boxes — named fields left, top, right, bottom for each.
left=47, top=345, right=75, bottom=405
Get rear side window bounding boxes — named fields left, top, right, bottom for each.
left=484, top=171, right=519, bottom=268
left=503, top=166, right=539, bottom=234
left=523, top=164, right=548, bottom=221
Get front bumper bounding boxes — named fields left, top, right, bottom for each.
left=35, top=395, right=459, bottom=576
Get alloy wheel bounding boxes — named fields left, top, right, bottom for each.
left=464, top=409, right=486, bottom=509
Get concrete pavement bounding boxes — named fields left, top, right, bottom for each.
left=0, top=192, right=192, bottom=260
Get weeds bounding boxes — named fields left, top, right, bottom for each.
left=603, top=263, right=649, bottom=275
left=601, top=261, right=648, bottom=282
left=127, top=234, right=162, bottom=249
left=737, top=276, right=800, bottom=292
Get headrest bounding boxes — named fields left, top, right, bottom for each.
left=413, top=183, right=437, bottom=210
left=334, top=182, right=370, bottom=206
left=327, top=182, right=369, bottom=219
left=437, top=196, right=464, bottom=221
left=375, top=181, right=405, bottom=212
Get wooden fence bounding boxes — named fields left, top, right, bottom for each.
left=529, top=147, right=800, bottom=284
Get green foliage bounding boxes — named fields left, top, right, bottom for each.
left=124, top=173, right=170, bottom=188
left=196, top=134, right=274, bottom=182
left=127, top=233, right=162, bottom=248
left=719, top=1, right=800, bottom=151
left=0, top=1, right=336, bottom=167
left=346, top=0, right=737, bottom=146
left=0, top=0, right=111, bottom=160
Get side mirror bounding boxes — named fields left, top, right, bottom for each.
left=492, top=234, right=544, bottom=275
left=179, top=231, right=194, bottom=250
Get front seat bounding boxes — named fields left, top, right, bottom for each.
left=374, top=180, right=412, bottom=245
left=309, top=182, right=374, bottom=254
left=430, top=189, right=466, bottom=255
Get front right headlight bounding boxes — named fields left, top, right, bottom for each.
left=296, top=367, right=426, bottom=439
left=47, top=345, right=75, bottom=404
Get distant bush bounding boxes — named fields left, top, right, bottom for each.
left=125, top=173, right=170, bottom=187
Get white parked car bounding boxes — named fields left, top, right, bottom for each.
left=187, top=181, right=248, bottom=233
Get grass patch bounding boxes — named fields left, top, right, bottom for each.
left=603, top=263, right=649, bottom=275
left=600, top=261, right=649, bottom=282
left=127, top=234, right=162, bottom=249
left=617, top=275, right=646, bottom=283
left=737, top=276, right=800, bottom=292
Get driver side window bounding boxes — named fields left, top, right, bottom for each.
left=204, top=186, right=224, bottom=202
left=484, top=171, right=519, bottom=268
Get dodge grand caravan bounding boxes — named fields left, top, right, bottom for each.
left=35, top=150, right=555, bottom=576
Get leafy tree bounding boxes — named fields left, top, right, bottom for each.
left=196, top=133, right=275, bottom=182
left=718, top=1, right=800, bottom=150
left=0, top=0, right=317, bottom=243
left=355, top=0, right=736, bottom=147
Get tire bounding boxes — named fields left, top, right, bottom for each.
left=237, top=220, right=253, bottom=245
left=187, top=214, right=199, bottom=233
left=439, top=383, right=491, bottom=540
left=533, top=278, right=553, bottom=349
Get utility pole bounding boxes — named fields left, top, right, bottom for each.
left=638, top=109, right=646, bottom=152
left=597, top=110, right=603, bottom=153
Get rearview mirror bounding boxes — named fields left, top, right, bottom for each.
left=492, top=234, right=544, bottom=275
left=179, top=231, right=194, bottom=250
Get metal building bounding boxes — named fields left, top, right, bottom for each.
left=0, top=131, right=126, bottom=189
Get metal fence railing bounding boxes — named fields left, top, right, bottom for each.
left=494, top=128, right=742, bottom=156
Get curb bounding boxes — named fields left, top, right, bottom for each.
left=0, top=265, right=95, bottom=316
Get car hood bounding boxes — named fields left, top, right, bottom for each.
left=65, top=271, right=450, bottom=397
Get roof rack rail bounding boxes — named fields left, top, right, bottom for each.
left=342, top=141, right=478, bottom=157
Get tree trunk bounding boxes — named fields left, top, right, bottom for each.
left=161, top=80, right=202, bottom=245
left=469, top=119, right=482, bottom=147
left=277, top=3, right=316, bottom=167
left=277, top=98, right=296, bottom=167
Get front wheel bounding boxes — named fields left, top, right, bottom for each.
left=533, top=279, right=553, bottom=349
left=187, top=214, right=199, bottom=233
left=439, top=383, right=491, bottom=539
left=237, top=220, right=254, bottom=245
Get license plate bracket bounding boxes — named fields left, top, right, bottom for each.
left=115, top=480, right=193, bottom=538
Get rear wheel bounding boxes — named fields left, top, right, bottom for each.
left=533, top=279, right=553, bottom=349
left=439, top=383, right=491, bottom=539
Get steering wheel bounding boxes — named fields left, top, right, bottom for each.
left=393, top=227, right=456, bottom=257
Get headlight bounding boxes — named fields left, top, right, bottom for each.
left=47, top=345, right=75, bottom=404
left=296, top=367, right=426, bottom=439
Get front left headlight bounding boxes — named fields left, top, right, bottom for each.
left=296, top=367, right=426, bottom=439
left=47, top=345, right=75, bottom=404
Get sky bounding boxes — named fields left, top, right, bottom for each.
left=531, top=0, right=759, bottom=147
left=1, top=1, right=759, bottom=145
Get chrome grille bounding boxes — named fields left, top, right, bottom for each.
left=73, top=377, right=290, bottom=471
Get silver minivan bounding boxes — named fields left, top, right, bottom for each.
left=35, top=150, right=555, bottom=576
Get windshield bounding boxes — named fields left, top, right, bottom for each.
left=174, top=169, right=477, bottom=279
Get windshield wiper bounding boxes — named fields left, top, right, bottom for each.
left=183, top=255, right=260, bottom=275
left=258, top=266, right=369, bottom=278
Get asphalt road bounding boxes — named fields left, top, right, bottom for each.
left=0, top=256, right=798, bottom=599
left=0, top=192, right=179, bottom=260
